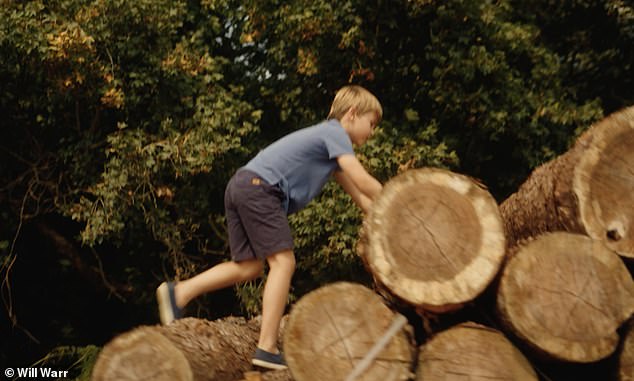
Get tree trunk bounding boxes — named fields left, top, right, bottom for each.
left=497, top=232, right=634, bottom=363
left=359, top=167, right=506, bottom=312
left=283, top=282, right=414, bottom=381
left=500, top=106, right=634, bottom=257
left=620, top=321, right=634, bottom=381
left=91, top=316, right=292, bottom=381
left=416, top=322, right=537, bottom=380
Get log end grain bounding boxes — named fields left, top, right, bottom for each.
left=416, top=322, right=538, bottom=381
left=574, top=105, right=634, bottom=258
left=91, top=326, right=193, bottom=381
left=364, top=167, right=506, bottom=310
left=497, top=232, right=634, bottom=362
left=284, top=282, right=414, bottom=381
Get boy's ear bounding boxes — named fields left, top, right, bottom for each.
left=346, top=106, right=357, bottom=120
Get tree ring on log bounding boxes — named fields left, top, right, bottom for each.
left=574, top=106, right=634, bottom=257
left=91, top=326, right=193, bottom=381
left=365, top=168, right=506, bottom=309
left=284, top=282, right=414, bottom=381
left=497, top=232, right=634, bottom=362
left=416, top=322, right=537, bottom=380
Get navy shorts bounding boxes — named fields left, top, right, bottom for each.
left=224, top=170, right=294, bottom=262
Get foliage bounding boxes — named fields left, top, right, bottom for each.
left=419, top=0, right=605, bottom=195
left=34, top=345, right=101, bottom=381
left=510, top=0, right=634, bottom=114
left=1, top=0, right=260, bottom=281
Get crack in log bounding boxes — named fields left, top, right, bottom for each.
left=403, top=202, right=458, bottom=271
left=444, top=370, right=509, bottom=380
left=531, top=284, right=612, bottom=324
left=597, top=171, right=634, bottom=188
left=308, top=352, right=411, bottom=364
left=323, top=306, right=355, bottom=369
left=393, top=239, right=455, bottom=272
left=424, top=356, right=512, bottom=379
left=313, top=319, right=367, bottom=354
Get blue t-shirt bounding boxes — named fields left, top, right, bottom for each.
left=244, top=119, right=354, bottom=214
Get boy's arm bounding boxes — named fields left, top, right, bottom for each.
left=334, top=170, right=374, bottom=213
left=335, top=154, right=383, bottom=211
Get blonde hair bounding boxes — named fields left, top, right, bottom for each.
left=327, top=85, right=383, bottom=122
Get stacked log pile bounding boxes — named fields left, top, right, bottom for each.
left=494, top=105, right=634, bottom=371
left=500, top=105, right=634, bottom=257
left=352, top=105, right=633, bottom=379
left=91, top=106, right=633, bottom=380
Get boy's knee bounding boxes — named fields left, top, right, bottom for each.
left=268, top=250, right=295, bottom=271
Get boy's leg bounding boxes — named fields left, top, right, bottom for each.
left=158, top=258, right=263, bottom=324
left=175, top=258, right=264, bottom=308
left=257, top=249, right=295, bottom=353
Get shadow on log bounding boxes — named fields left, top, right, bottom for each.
left=360, top=167, right=506, bottom=313
left=497, top=232, right=634, bottom=363
left=91, top=317, right=292, bottom=381
left=501, top=105, right=634, bottom=257
left=620, top=321, right=634, bottom=381
left=416, top=322, right=537, bottom=380
left=284, top=282, right=415, bottom=381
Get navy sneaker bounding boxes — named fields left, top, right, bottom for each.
left=156, top=281, right=183, bottom=324
left=252, top=348, right=288, bottom=370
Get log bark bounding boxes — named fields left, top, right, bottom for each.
left=360, top=167, right=506, bottom=312
left=416, top=322, right=537, bottom=380
left=621, top=321, right=634, bottom=381
left=500, top=105, right=634, bottom=257
left=91, top=316, right=292, bottom=381
left=283, top=282, right=414, bottom=381
left=497, top=232, right=634, bottom=363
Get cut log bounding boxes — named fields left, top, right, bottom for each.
left=416, top=322, right=537, bottom=380
left=360, top=167, right=506, bottom=312
left=497, top=232, right=634, bottom=363
left=260, top=370, right=293, bottom=381
left=283, top=282, right=414, bottom=381
left=91, top=317, right=292, bottom=381
left=239, top=370, right=292, bottom=381
left=158, top=317, right=260, bottom=381
left=620, top=321, right=634, bottom=381
left=500, top=105, right=634, bottom=257
left=91, top=326, right=193, bottom=381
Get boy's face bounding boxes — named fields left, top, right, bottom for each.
left=349, top=111, right=379, bottom=146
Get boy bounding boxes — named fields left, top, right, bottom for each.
left=157, top=85, right=383, bottom=370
